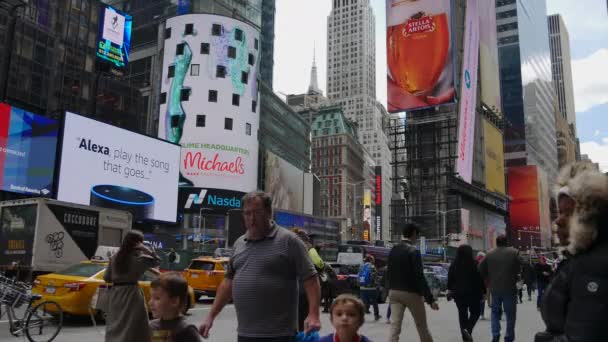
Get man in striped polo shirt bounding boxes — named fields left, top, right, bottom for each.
left=199, top=191, right=321, bottom=341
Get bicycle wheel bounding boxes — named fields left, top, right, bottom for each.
left=24, top=301, right=63, bottom=342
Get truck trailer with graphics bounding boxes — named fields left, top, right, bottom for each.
left=0, top=198, right=131, bottom=275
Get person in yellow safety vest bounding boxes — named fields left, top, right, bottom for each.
left=293, top=228, right=329, bottom=330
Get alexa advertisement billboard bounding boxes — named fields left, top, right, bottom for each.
left=96, top=4, right=132, bottom=69
left=0, top=103, right=58, bottom=196
left=57, top=112, right=180, bottom=222
left=158, top=14, right=260, bottom=201
left=386, top=0, right=455, bottom=113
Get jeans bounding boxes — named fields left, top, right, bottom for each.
left=537, top=282, right=547, bottom=308
left=455, top=296, right=481, bottom=335
left=491, top=293, right=517, bottom=342
left=359, top=288, right=379, bottom=317
left=297, top=294, right=308, bottom=332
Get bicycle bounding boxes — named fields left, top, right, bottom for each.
left=0, top=275, right=63, bottom=342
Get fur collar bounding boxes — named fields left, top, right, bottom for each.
left=556, top=162, right=608, bottom=255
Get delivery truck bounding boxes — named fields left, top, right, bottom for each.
left=0, top=198, right=131, bottom=276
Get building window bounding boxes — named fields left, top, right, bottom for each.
left=235, top=28, right=243, bottom=41
left=168, top=65, right=175, bottom=78
left=208, top=90, right=218, bottom=102
left=185, top=23, right=194, bottom=35
left=216, top=65, right=226, bottom=78
left=176, top=43, right=185, bottom=55
left=228, top=46, right=236, bottom=58
left=232, top=94, right=240, bottom=106
left=160, top=92, right=167, bottom=104
left=164, top=27, right=171, bottom=39
left=201, top=42, right=210, bottom=54
left=241, top=71, right=248, bottom=84
left=196, top=115, right=206, bottom=127
left=191, top=64, right=199, bottom=76
left=212, top=24, right=222, bottom=36
left=252, top=100, right=257, bottom=113
left=248, top=53, right=255, bottom=66
left=224, top=118, right=233, bottom=130
left=254, top=38, right=259, bottom=50
left=180, top=89, right=190, bottom=101
left=245, top=123, right=251, bottom=136
left=170, top=115, right=180, bottom=128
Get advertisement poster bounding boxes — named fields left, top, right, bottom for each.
left=483, top=119, right=506, bottom=194
left=47, top=204, right=100, bottom=260
left=0, top=205, right=37, bottom=266
left=478, top=0, right=501, bottom=111
left=455, top=0, right=480, bottom=184
left=375, top=167, right=382, bottom=238
left=0, top=103, right=58, bottom=196
left=57, top=112, right=180, bottom=222
left=386, top=0, right=455, bottom=113
left=96, top=4, right=132, bottom=69
left=264, top=151, right=304, bottom=212
left=158, top=14, right=260, bottom=194
left=179, top=187, right=244, bottom=214
left=508, top=165, right=550, bottom=248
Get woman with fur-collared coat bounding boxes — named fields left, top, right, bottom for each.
left=535, top=161, right=608, bottom=342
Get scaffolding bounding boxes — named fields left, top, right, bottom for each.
left=388, top=106, right=460, bottom=242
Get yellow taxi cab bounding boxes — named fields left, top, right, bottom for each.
left=184, top=257, right=229, bottom=299
left=31, top=261, right=195, bottom=317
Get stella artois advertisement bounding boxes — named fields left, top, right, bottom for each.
left=386, top=0, right=455, bottom=113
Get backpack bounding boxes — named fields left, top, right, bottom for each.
left=358, top=263, right=373, bottom=287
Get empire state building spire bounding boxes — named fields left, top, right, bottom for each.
left=307, top=46, right=322, bottom=95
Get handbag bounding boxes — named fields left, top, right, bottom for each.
left=90, top=285, right=109, bottom=312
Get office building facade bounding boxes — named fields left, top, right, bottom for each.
left=496, top=0, right=558, bottom=182
left=547, top=14, right=578, bottom=168
left=326, top=0, right=392, bottom=239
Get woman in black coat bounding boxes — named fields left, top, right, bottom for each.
left=448, top=244, right=486, bottom=342
left=535, top=162, right=608, bottom=342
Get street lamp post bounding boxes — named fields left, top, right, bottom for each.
left=427, top=209, right=462, bottom=262
left=198, top=208, right=213, bottom=254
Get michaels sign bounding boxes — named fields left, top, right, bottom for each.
left=180, top=187, right=244, bottom=213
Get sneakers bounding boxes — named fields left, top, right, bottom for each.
left=374, top=315, right=381, bottom=322
left=386, top=318, right=391, bottom=324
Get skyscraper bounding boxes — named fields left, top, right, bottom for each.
left=548, top=14, right=578, bottom=167
left=496, top=0, right=558, bottom=182
left=326, top=0, right=392, bottom=240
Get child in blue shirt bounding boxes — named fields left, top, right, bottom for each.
left=320, top=294, right=372, bottom=342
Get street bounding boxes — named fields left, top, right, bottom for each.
left=0, top=297, right=544, bottom=341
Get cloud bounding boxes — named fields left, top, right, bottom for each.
left=580, top=137, right=608, bottom=172
left=571, top=49, right=608, bottom=112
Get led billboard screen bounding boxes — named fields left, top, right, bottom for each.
left=158, top=14, right=260, bottom=194
left=265, top=151, right=304, bottom=212
left=483, top=119, right=506, bottom=194
left=57, top=112, right=180, bottom=222
left=0, top=103, right=58, bottom=196
left=386, top=0, right=455, bottom=113
left=455, top=0, right=480, bottom=184
left=96, top=4, right=132, bottom=69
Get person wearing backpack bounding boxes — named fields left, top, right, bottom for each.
left=358, top=255, right=381, bottom=321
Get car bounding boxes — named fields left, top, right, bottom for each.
left=31, top=261, right=195, bottom=318
left=424, top=265, right=448, bottom=292
left=184, top=257, right=229, bottom=300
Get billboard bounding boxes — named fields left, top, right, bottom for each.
left=478, top=0, right=501, bottom=111
left=508, top=165, right=551, bottom=248
left=374, top=166, right=382, bottom=238
left=455, top=0, right=480, bottom=184
left=57, top=112, right=180, bottom=222
left=158, top=14, right=260, bottom=194
left=483, top=119, right=506, bottom=194
left=386, top=0, right=455, bottom=112
left=0, top=103, right=58, bottom=196
left=179, top=187, right=244, bottom=214
left=264, top=151, right=304, bottom=212
left=96, top=4, right=132, bottom=69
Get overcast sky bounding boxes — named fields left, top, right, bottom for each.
left=273, top=0, right=608, bottom=171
